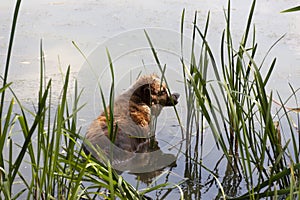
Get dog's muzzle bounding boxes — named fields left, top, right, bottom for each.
left=166, top=93, right=180, bottom=106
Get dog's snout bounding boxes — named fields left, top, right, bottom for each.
left=172, top=93, right=180, bottom=101
left=164, top=92, right=180, bottom=106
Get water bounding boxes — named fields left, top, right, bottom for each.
left=1, top=0, right=300, bottom=102
left=1, top=0, right=300, bottom=199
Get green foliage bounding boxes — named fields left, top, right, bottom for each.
left=0, top=42, right=150, bottom=199
left=178, top=0, right=300, bottom=199
left=0, top=1, right=154, bottom=199
left=281, top=6, right=300, bottom=13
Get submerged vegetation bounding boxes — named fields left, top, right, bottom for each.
left=1, top=0, right=300, bottom=199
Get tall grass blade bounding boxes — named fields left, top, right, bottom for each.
left=0, top=0, right=22, bottom=186
left=281, top=6, right=300, bottom=13
left=11, top=80, right=51, bottom=182
left=0, top=0, right=22, bottom=121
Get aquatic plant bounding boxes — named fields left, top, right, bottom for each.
left=0, top=0, right=162, bottom=199
left=176, top=0, right=300, bottom=199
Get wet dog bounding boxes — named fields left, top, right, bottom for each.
left=83, top=74, right=179, bottom=165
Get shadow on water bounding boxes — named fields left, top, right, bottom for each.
left=181, top=136, right=243, bottom=199
left=213, top=156, right=242, bottom=199
left=113, top=139, right=178, bottom=185
left=83, top=123, right=178, bottom=185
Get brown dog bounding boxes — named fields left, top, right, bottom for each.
left=83, top=74, right=179, bottom=164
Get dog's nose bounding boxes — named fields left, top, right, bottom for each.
left=172, top=93, right=180, bottom=100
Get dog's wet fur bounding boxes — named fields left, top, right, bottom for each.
left=83, top=74, right=179, bottom=159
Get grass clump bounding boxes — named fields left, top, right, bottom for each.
left=179, top=0, right=300, bottom=198
left=0, top=38, right=147, bottom=200
left=0, top=0, right=158, bottom=199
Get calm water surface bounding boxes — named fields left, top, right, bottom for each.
left=1, top=0, right=300, bottom=199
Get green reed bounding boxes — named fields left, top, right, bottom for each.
left=0, top=1, right=161, bottom=199
left=0, top=39, right=144, bottom=199
left=179, top=0, right=300, bottom=199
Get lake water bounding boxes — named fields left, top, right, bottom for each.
left=1, top=0, right=300, bottom=199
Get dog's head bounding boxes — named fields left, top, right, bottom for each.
left=130, top=75, right=179, bottom=116
left=141, top=82, right=179, bottom=107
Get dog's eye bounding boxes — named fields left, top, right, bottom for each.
left=158, top=90, right=166, bottom=96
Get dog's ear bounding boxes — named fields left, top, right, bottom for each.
left=139, top=84, right=152, bottom=106
left=142, top=84, right=151, bottom=97
left=131, top=84, right=152, bottom=105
